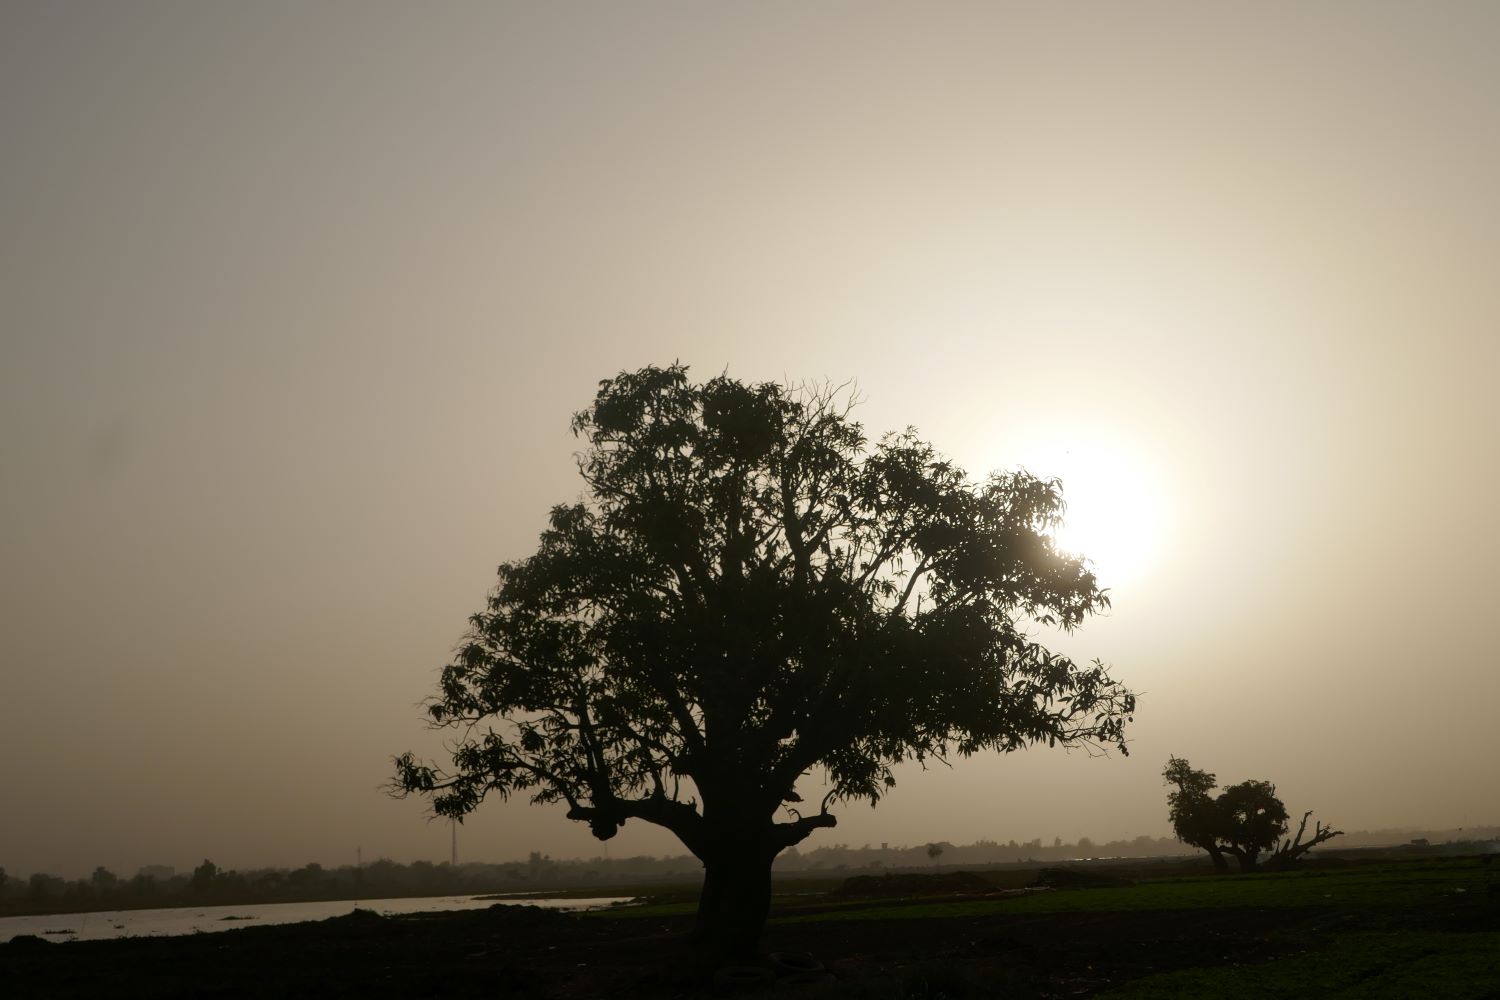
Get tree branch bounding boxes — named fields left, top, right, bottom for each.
left=769, top=810, right=838, bottom=853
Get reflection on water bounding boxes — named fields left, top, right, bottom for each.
left=0, top=894, right=632, bottom=943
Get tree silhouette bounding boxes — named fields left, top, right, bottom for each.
left=396, top=365, right=1134, bottom=963
left=1265, top=809, right=1344, bottom=870
left=1216, top=779, right=1289, bottom=871
left=1164, top=757, right=1340, bottom=873
left=190, top=859, right=218, bottom=893
left=1163, top=757, right=1231, bottom=872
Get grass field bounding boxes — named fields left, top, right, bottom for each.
left=4, top=854, right=1495, bottom=997
left=599, top=856, right=1493, bottom=918
left=599, top=855, right=1500, bottom=996
left=780, top=858, right=1494, bottom=919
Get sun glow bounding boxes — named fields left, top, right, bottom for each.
left=996, top=436, right=1170, bottom=593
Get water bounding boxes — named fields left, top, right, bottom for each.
left=0, top=894, right=633, bottom=943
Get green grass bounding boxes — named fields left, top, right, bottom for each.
left=1096, top=931, right=1500, bottom=999
left=585, top=858, right=1499, bottom=994
left=768, top=859, right=1491, bottom=923
left=593, top=857, right=1492, bottom=925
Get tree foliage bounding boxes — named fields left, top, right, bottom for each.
left=1163, top=757, right=1339, bottom=873
left=396, top=365, right=1134, bottom=958
left=1163, top=756, right=1226, bottom=869
left=191, top=859, right=219, bottom=893
left=1216, top=779, right=1290, bottom=865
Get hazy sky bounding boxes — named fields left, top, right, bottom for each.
left=3, top=1, right=1497, bottom=878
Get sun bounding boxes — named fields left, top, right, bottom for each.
left=991, top=436, right=1169, bottom=592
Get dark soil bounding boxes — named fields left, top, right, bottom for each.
left=2, top=880, right=1493, bottom=999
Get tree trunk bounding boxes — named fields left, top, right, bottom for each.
left=1206, top=847, right=1230, bottom=874
left=692, top=849, right=774, bottom=967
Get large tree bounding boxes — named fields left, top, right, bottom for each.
left=396, top=365, right=1134, bottom=963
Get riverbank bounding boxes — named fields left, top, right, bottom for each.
left=0, top=893, right=630, bottom=944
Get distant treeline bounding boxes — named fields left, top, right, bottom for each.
left=4, top=824, right=1495, bottom=918
left=780, top=824, right=1500, bottom=871
left=0, top=854, right=710, bottom=918
left=779, top=833, right=1190, bottom=871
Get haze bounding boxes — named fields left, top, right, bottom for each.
left=3, top=1, right=1496, bottom=879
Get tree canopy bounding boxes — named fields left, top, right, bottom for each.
left=1164, top=757, right=1340, bottom=873
left=396, top=365, right=1134, bottom=960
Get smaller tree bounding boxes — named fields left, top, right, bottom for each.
left=28, top=872, right=64, bottom=901
left=1163, top=757, right=1341, bottom=873
left=190, top=859, right=218, bottom=893
left=90, top=866, right=118, bottom=892
left=128, top=872, right=157, bottom=898
left=288, top=862, right=325, bottom=893
left=926, top=842, right=945, bottom=865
